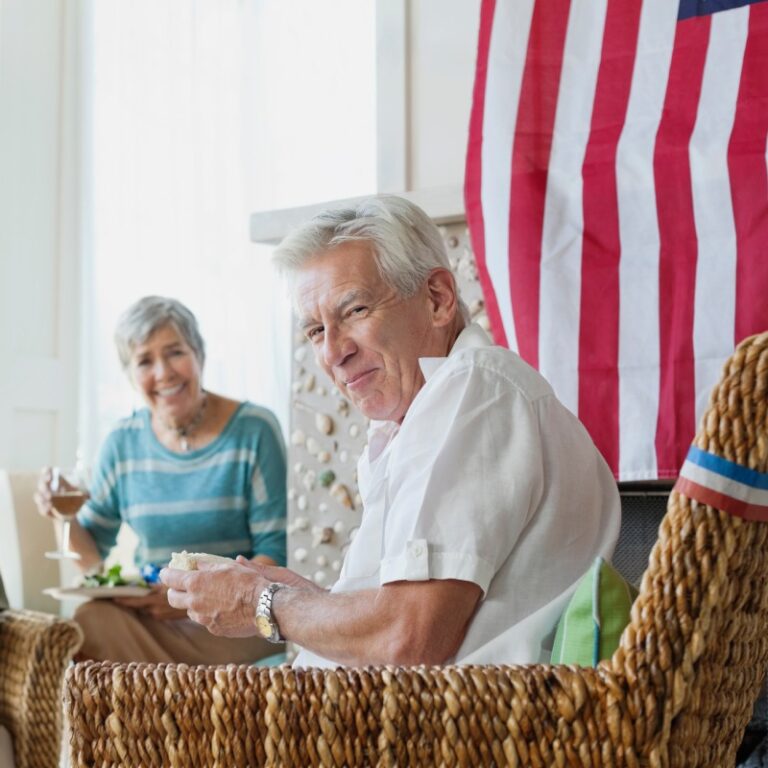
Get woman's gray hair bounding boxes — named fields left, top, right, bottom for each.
left=114, top=296, right=206, bottom=369
left=273, top=195, right=470, bottom=322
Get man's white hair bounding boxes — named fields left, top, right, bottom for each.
left=273, top=195, right=470, bottom=322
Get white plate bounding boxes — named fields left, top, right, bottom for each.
left=43, top=585, right=151, bottom=600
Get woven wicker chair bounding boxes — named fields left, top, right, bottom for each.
left=64, top=331, right=768, bottom=767
left=0, top=608, right=83, bottom=768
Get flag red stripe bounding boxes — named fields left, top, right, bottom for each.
left=674, top=477, right=768, bottom=522
left=464, top=0, right=508, bottom=347
left=578, top=1, right=643, bottom=477
left=728, top=3, right=768, bottom=343
left=507, top=0, right=570, bottom=368
left=653, top=16, right=711, bottom=478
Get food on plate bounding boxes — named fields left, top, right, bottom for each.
left=80, top=563, right=149, bottom=589
left=169, top=551, right=235, bottom=571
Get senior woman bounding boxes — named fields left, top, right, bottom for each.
left=35, top=295, right=287, bottom=664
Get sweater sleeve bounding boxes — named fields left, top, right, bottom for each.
left=77, top=429, right=125, bottom=560
left=247, top=414, right=287, bottom=566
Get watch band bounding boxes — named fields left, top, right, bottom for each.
left=255, top=582, right=286, bottom=643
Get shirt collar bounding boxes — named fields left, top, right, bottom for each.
left=418, top=322, right=492, bottom=382
left=365, top=323, right=492, bottom=460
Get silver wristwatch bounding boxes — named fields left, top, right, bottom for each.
left=254, top=582, right=286, bottom=643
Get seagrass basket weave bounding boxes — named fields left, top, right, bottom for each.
left=65, top=331, right=768, bottom=768
left=0, top=608, right=83, bottom=768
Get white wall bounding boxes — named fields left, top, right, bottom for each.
left=376, top=0, right=480, bottom=196
left=408, top=0, right=480, bottom=191
left=0, top=0, right=82, bottom=472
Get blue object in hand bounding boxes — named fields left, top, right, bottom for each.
left=141, top=563, right=162, bottom=584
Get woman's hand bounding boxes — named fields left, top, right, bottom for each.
left=33, top=467, right=102, bottom=571
left=113, top=584, right=187, bottom=621
left=33, top=466, right=91, bottom=518
left=33, top=467, right=57, bottom=519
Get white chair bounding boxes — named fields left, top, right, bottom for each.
left=0, top=471, right=61, bottom=614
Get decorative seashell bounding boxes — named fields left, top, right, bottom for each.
left=319, top=469, right=336, bottom=488
left=294, top=332, right=306, bottom=346
left=303, top=374, right=316, bottom=392
left=447, top=234, right=459, bottom=249
left=305, top=437, right=321, bottom=455
left=314, top=570, right=327, bottom=585
left=294, top=547, right=308, bottom=563
left=339, top=450, right=349, bottom=463
left=316, top=555, right=328, bottom=567
left=287, top=488, right=297, bottom=501
left=354, top=493, right=362, bottom=508
left=330, top=482, right=354, bottom=510
left=348, top=526, right=359, bottom=541
left=318, top=502, right=329, bottom=514
left=311, top=525, right=334, bottom=547
left=336, top=399, right=350, bottom=417
left=291, top=381, right=302, bottom=394
left=317, top=385, right=327, bottom=396
left=469, top=298, right=484, bottom=317
left=302, top=470, right=316, bottom=491
left=294, top=516, right=310, bottom=532
left=333, top=520, right=345, bottom=534
left=290, top=429, right=306, bottom=446
left=317, top=450, right=332, bottom=463
left=331, top=560, right=342, bottom=572
left=293, top=462, right=305, bottom=475
left=315, top=413, right=334, bottom=435
left=294, top=346, right=307, bottom=363
left=478, top=314, right=491, bottom=331
left=297, top=494, right=308, bottom=511
left=348, top=423, right=360, bottom=438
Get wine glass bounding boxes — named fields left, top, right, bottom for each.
left=45, top=466, right=89, bottom=560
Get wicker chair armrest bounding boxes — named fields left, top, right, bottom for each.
left=66, top=660, right=637, bottom=767
left=0, top=609, right=83, bottom=768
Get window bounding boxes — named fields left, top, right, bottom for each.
left=80, top=0, right=376, bottom=461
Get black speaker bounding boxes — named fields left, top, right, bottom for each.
left=613, top=483, right=671, bottom=588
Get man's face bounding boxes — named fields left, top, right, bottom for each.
left=295, top=242, right=446, bottom=424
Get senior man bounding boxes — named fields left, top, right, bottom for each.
left=162, top=195, right=621, bottom=667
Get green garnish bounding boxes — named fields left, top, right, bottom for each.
left=81, top=564, right=149, bottom=589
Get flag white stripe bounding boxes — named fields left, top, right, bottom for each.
left=538, top=0, right=607, bottom=416
left=680, top=460, right=768, bottom=505
left=480, top=0, right=535, bottom=354
left=615, top=0, right=678, bottom=480
left=690, top=8, right=747, bottom=424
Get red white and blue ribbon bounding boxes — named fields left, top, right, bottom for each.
left=674, top=445, right=768, bottom=521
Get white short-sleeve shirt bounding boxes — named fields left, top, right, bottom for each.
left=293, top=324, right=621, bottom=668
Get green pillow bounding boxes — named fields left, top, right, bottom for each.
left=550, top=556, right=637, bottom=666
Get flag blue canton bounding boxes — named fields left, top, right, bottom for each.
left=679, top=0, right=765, bottom=20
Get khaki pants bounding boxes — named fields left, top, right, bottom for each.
left=74, top=599, right=281, bottom=664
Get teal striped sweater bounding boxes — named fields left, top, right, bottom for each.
left=78, top=402, right=286, bottom=568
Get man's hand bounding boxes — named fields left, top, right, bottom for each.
left=112, top=585, right=187, bottom=621
left=235, top=556, right=324, bottom=592
left=162, top=560, right=273, bottom=637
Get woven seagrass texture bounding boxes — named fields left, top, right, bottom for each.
left=64, top=331, right=768, bottom=768
left=0, top=608, right=83, bottom=768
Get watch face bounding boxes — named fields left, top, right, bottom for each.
left=255, top=614, right=272, bottom=639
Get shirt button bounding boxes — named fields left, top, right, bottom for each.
left=411, top=543, right=424, bottom=557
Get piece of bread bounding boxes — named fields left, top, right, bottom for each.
left=168, top=551, right=235, bottom=570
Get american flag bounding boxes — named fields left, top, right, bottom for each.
left=465, top=0, right=768, bottom=481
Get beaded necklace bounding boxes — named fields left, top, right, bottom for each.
left=163, top=392, right=208, bottom=452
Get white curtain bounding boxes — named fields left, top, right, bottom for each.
left=79, top=0, right=376, bottom=460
